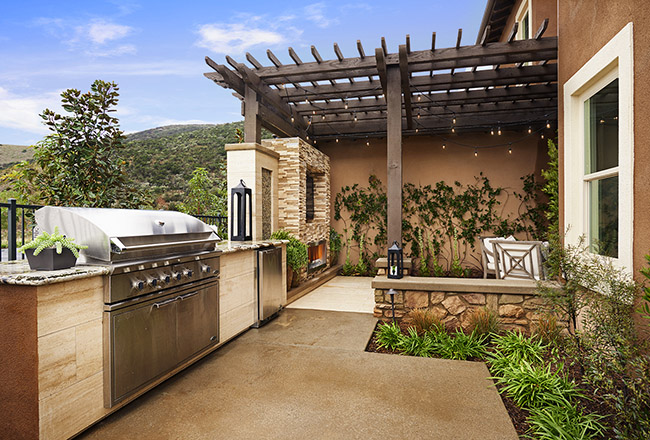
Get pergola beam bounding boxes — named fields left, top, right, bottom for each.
left=398, top=45, right=413, bottom=129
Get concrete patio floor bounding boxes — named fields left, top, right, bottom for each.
left=79, top=309, right=517, bottom=440
left=287, top=276, right=375, bottom=314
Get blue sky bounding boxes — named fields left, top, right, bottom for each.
left=0, top=0, right=487, bottom=145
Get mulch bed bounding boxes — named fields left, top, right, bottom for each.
left=365, top=320, right=614, bottom=439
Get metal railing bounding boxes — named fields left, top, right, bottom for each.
left=1, top=199, right=228, bottom=262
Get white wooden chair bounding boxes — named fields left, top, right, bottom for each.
left=492, top=239, right=543, bottom=280
left=479, top=235, right=515, bottom=278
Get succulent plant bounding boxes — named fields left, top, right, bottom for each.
left=18, top=226, right=88, bottom=258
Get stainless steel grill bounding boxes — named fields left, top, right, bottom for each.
left=35, top=207, right=222, bottom=407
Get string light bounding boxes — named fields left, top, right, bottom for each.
left=508, top=143, right=512, bottom=154
left=336, top=138, right=339, bottom=143
left=474, top=148, right=478, bottom=157
left=527, top=126, right=532, bottom=134
left=451, top=127, right=455, bottom=133
left=291, top=116, right=295, bottom=123
left=442, top=143, right=446, bottom=150
left=366, top=137, right=370, bottom=147
left=313, top=139, right=317, bottom=144
left=344, top=100, right=348, bottom=110
left=353, top=113, right=358, bottom=122
left=417, top=110, right=421, bottom=119
left=312, top=110, right=316, bottom=115
left=490, top=128, right=495, bottom=136
left=497, top=126, right=502, bottom=136
left=321, top=114, right=326, bottom=121
left=452, top=117, right=457, bottom=125
left=306, top=134, right=310, bottom=140
left=546, top=120, right=551, bottom=129
left=415, top=128, right=419, bottom=133
left=417, top=95, right=422, bottom=101
left=541, top=133, right=545, bottom=139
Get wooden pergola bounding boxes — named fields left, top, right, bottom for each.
left=204, top=19, right=557, bottom=247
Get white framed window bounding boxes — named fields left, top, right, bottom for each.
left=564, top=23, right=634, bottom=271
left=515, top=0, right=531, bottom=40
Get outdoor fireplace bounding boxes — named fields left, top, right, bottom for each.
left=307, top=240, right=327, bottom=272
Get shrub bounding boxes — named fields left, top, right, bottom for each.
left=533, top=314, right=563, bottom=346
left=493, top=361, right=583, bottom=410
left=397, top=326, right=435, bottom=357
left=491, top=330, right=547, bottom=366
left=407, top=308, right=443, bottom=334
left=466, top=307, right=501, bottom=337
left=375, top=322, right=403, bottom=351
left=431, top=330, right=487, bottom=361
left=526, top=404, right=606, bottom=440
left=270, top=230, right=308, bottom=272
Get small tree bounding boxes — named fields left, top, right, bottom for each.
left=541, top=137, right=560, bottom=242
left=178, top=167, right=226, bottom=217
left=5, top=80, right=150, bottom=208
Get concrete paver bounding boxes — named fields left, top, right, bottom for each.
left=287, top=276, right=374, bottom=313
left=79, top=309, right=518, bottom=440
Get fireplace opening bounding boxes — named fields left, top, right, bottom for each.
left=307, top=240, right=327, bottom=272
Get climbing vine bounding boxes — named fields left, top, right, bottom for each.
left=334, top=173, right=547, bottom=277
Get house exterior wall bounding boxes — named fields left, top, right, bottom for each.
left=497, top=0, right=558, bottom=42
left=558, top=1, right=650, bottom=336
left=319, top=131, right=547, bottom=267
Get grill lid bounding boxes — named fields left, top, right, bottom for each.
left=35, top=207, right=221, bottom=263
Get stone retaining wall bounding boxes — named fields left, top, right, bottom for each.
left=372, top=277, right=566, bottom=334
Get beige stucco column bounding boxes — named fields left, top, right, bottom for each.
left=225, top=143, right=279, bottom=241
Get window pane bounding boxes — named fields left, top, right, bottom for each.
left=589, top=176, right=618, bottom=258
left=585, top=79, right=618, bottom=173
left=522, top=13, right=529, bottom=39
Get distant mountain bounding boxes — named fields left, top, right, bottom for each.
left=125, top=124, right=218, bottom=142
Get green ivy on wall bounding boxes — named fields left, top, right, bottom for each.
left=334, top=172, right=548, bottom=277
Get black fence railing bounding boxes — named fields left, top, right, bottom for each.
left=0, top=199, right=228, bottom=262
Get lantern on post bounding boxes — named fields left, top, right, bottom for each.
left=387, top=241, right=403, bottom=279
left=231, top=179, right=252, bottom=241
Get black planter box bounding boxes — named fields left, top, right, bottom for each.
left=24, top=248, right=77, bottom=271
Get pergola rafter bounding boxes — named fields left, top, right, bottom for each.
left=205, top=20, right=557, bottom=143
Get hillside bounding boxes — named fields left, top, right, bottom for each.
left=0, top=144, right=33, bottom=171
left=125, top=124, right=217, bottom=142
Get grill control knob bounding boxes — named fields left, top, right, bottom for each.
left=132, top=280, right=145, bottom=291
left=183, top=268, right=193, bottom=278
left=201, top=265, right=211, bottom=274
left=172, top=271, right=182, bottom=281
left=147, top=277, right=158, bottom=287
left=160, top=273, right=171, bottom=284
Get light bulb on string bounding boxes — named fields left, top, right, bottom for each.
left=415, top=128, right=419, bottom=133
left=291, top=116, right=295, bottom=123
left=546, top=120, right=551, bottom=129
left=527, top=126, right=532, bottom=134
left=336, top=138, right=339, bottom=143
left=321, top=114, right=326, bottom=121
left=490, top=128, right=495, bottom=136
left=312, top=110, right=316, bottom=115
left=306, top=134, right=309, bottom=140
left=497, top=126, right=502, bottom=136
left=451, top=127, right=455, bottom=133
left=417, top=95, right=422, bottom=101
left=508, top=144, right=512, bottom=154
left=442, top=143, right=446, bottom=150
left=366, top=137, right=370, bottom=147
left=474, top=148, right=478, bottom=157
left=344, top=100, right=348, bottom=110
left=452, top=117, right=456, bottom=125
left=353, top=113, right=358, bottom=122
left=313, top=139, right=317, bottom=145
left=541, top=133, right=545, bottom=139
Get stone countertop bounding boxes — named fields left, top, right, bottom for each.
left=0, top=260, right=110, bottom=286
left=0, top=240, right=286, bottom=286
left=216, top=240, right=288, bottom=254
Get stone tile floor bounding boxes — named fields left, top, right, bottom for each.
left=286, top=276, right=374, bottom=314
left=79, top=309, right=518, bottom=440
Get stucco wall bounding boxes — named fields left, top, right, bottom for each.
left=558, top=1, right=650, bottom=336
left=319, top=131, right=548, bottom=267
left=498, top=0, right=558, bottom=42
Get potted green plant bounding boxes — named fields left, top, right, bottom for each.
left=18, top=226, right=88, bottom=271
left=270, top=230, right=308, bottom=288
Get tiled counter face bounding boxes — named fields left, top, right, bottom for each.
left=36, top=276, right=109, bottom=440
left=218, top=250, right=257, bottom=342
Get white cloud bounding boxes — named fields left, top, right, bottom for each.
left=196, top=23, right=285, bottom=54
left=0, top=87, right=62, bottom=135
left=304, top=3, right=338, bottom=28
left=85, top=20, right=132, bottom=44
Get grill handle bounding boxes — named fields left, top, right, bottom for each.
left=110, top=237, right=220, bottom=254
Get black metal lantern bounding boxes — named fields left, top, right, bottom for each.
left=231, top=179, right=252, bottom=241
left=387, top=241, right=403, bottom=279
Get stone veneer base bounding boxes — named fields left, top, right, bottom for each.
left=371, top=276, right=565, bottom=334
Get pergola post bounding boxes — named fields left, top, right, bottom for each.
left=386, top=65, right=402, bottom=246
left=244, top=84, right=261, bottom=144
